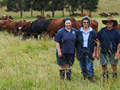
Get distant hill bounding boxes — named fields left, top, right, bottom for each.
left=0, top=0, right=120, bottom=17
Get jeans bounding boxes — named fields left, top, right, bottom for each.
left=79, top=47, right=94, bottom=76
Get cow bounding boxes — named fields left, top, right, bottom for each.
left=22, top=19, right=53, bottom=40
left=0, top=20, right=12, bottom=31
left=47, top=14, right=50, bottom=18
left=45, top=17, right=76, bottom=37
left=45, top=18, right=98, bottom=38
left=115, top=24, right=120, bottom=32
left=37, top=15, right=45, bottom=19
left=13, top=21, right=32, bottom=36
left=5, top=20, right=26, bottom=33
left=99, top=12, right=111, bottom=17
left=77, top=13, right=92, bottom=18
left=2, top=15, right=14, bottom=20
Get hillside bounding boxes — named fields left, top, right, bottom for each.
left=0, top=0, right=120, bottom=17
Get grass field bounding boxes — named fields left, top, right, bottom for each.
left=0, top=0, right=120, bottom=90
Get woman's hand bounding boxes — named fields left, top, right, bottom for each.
left=58, top=51, right=62, bottom=57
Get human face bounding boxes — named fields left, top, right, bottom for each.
left=83, top=20, right=89, bottom=28
left=106, top=21, right=114, bottom=29
left=65, top=20, right=72, bottom=29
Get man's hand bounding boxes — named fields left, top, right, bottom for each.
left=114, top=53, right=119, bottom=61
left=96, top=53, right=100, bottom=59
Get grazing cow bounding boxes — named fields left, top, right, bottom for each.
left=45, top=18, right=98, bottom=37
left=2, top=15, right=14, bottom=20
left=5, top=20, right=26, bottom=33
left=13, top=21, right=32, bottom=36
left=90, top=20, right=98, bottom=34
left=115, top=24, right=120, bottom=32
left=99, top=12, right=111, bottom=17
left=72, top=20, right=82, bottom=30
left=47, top=14, right=50, bottom=18
left=45, top=17, right=76, bottom=37
left=0, top=20, right=12, bottom=31
left=37, top=15, right=45, bottom=19
left=22, top=19, right=53, bottom=40
left=77, top=13, right=92, bottom=18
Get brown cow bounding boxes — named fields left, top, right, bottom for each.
left=0, top=20, right=12, bottom=31
left=45, top=17, right=76, bottom=37
left=45, top=18, right=98, bottom=38
left=77, top=13, right=92, bottom=18
left=37, top=15, right=45, bottom=19
left=47, top=14, right=50, bottom=18
left=115, top=24, right=120, bottom=32
left=5, top=20, right=26, bottom=33
left=2, top=15, right=14, bottom=20
left=13, top=21, right=32, bottom=36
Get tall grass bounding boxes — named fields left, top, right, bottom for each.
left=0, top=0, right=120, bottom=89
left=0, top=22, right=120, bottom=90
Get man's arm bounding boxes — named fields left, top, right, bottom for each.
left=114, top=43, right=120, bottom=61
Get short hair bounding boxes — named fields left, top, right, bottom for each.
left=81, top=16, right=91, bottom=27
left=63, top=17, right=73, bottom=27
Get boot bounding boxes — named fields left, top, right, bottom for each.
left=102, top=71, right=109, bottom=83
left=87, top=74, right=93, bottom=81
left=66, top=69, right=71, bottom=81
left=113, top=72, right=117, bottom=82
left=59, top=69, right=65, bottom=80
left=83, top=73, right=87, bottom=80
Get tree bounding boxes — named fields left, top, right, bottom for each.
left=45, top=0, right=67, bottom=17
left=79, top=0, right=98, bottom=13
left=22, top=0, right=33, bottom=17
left=0, top=0, right=23, bottom=17
left=84, top=0, right=98, bottom=13
left=66, top=0, right=80, bottom=15
left=33, top=0, right=49, bottom=16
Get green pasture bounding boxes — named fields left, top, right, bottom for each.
left=0, top=0, right=120, bottom=89
left=0, top=16, right=120, bottom=90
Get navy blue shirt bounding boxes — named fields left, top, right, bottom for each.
left=97, top=27, right=120, bottom=54
left=55, top=27, right=77, bottom=54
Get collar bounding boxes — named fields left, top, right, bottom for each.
left=63, top=27, right=73, bottom=32
left=105, top=27, right=115, bottom=31
left=80, top=27, right=93, bottom=33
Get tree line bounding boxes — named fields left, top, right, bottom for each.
left=0, top=0, right=99, bottom=18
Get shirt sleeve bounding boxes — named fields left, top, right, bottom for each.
left=75, top=30, right=79, bottom=47
left=93, top=30, right=97, bottom=46
left=54, top=30, right=62, bottom=43
left=96, top=28, right=102, bottom=42
left=116, top=29, right=120, bottom=44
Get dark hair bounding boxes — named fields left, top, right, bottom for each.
left=63, top=17, right=73, bottom=27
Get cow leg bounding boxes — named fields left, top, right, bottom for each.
left=34, top=34, right=38, bottom=39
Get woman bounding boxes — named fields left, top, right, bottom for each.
left=75, top=16, right=97, bottom=81
left=55, top=17, right=77, bottom=81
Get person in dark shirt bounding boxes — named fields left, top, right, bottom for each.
left=96, top=16, right=120, bottom=82
left=55, top=17, right=77, bottom=81
left=75, top=16, right=97, bottom=81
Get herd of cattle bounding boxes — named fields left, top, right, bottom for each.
left=99, top=12, right=119, bottom=17
left=0, top=15, right=120, bottom=40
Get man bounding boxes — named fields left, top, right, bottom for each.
left=96, top=16, right=120, bottom=82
